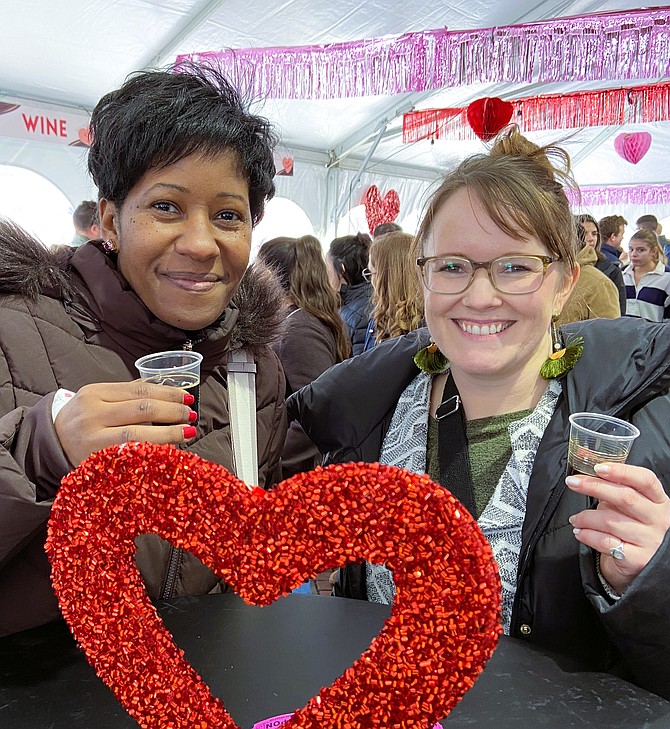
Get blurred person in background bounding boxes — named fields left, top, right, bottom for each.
left=257, top=235, right=350, bottom=479
left=372, top=222, right=402, bottom=238
left=598, top=214, right=627, bottom=266
left=69, top=200, right=100, bottom=247
left=573, top=214, right=625, bottom=316
left=623, top=228, right=670, bottom=321
left=636, top=214, right=669, bottom=262
left=326, top=232, right=373, bottom=355
left=363, top=230, right=424, bottom=350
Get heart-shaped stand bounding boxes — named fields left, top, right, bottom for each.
left=47, top=442, right=501, bottom=729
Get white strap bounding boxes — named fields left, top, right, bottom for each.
left=227, top=350, right=258, bottom=488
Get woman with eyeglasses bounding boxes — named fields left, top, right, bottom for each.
left=289, top=127, right=670, bottom=699
left=326, top=232, right=373, bottom=355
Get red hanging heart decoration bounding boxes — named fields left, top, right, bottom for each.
left=466, top=97, right=514, bottom=141
left=46, top=442, right=501, bottom=729
left=614, top=132, right=652, bottom=164
left=282, top=156, right=294, bottom=174
left=364, top=185, right=400, bottom=235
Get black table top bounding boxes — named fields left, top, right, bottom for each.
left=1, top=593, right=668, bottom=728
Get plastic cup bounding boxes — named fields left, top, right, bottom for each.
left=135, top=350, right=203, bottom=414
left=567, top=412, right=640, bottom=477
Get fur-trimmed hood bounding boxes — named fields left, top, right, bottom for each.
left=0, top=217, right=284, bottom=357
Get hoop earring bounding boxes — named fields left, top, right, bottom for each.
left=102, top=239, right=118, bottom=254
left=539, top=313, right=584, bottom=380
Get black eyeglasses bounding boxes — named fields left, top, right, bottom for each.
left=416, top=254, right=558, bottom=295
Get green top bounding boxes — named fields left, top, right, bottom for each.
left=427, top=408, right=533, bottom=518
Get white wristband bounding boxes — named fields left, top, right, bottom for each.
left=51, top=389, right=75, bottom=423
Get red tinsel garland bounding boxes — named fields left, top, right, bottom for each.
left=403, top=82, right=670, bottom=143
left=46, top=442, right=502, bottom=729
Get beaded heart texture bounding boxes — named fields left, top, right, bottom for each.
left=47, top=442, right=501, bottom=729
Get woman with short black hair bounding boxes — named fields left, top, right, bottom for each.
left=0, top=63, right=287, bottom=636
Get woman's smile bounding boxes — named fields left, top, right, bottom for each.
left=162, top=271, right=225, bottom=293
left=454, top=319, right=514, bottom=336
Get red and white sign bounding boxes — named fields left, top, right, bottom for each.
left=0, top=99, right=90, bottom=147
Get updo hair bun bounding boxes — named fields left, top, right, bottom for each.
left=490, top=125, right=575, bottom=194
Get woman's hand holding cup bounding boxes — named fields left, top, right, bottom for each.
left=54, top=380, right=198, bottom=467
left=565, top=413, right=670, bottom=594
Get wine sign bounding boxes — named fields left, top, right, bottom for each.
left=0, top=99, right=90, bottom=147
left=47, top=442, right=502, bottom=729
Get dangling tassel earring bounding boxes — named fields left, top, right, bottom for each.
left=414, top=339, right=449, bottom=374
left=102, top=239, right=118, bottom=254
left=540, top=314, right=584, bottom=380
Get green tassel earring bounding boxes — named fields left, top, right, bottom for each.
left=414, top=340, right=449, bottom=374
left=540, top=315, right=584, bottom=380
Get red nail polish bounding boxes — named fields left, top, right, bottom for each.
left=182, top=425, right=197, bottom=439
left=188, top=409, right=198, bottom=423
left=183, top=393, right=195, bottom=405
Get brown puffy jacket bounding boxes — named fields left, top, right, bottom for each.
left=0, top=222, right=287, bottom=636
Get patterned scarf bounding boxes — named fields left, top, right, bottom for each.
left=368, top=371, right=561, bottom=634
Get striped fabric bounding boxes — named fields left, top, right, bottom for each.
left=623, top=262, right=670, bottom=322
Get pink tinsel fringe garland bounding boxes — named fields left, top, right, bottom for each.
left=566, top=185, right=670, bottom=208
left=176, top=8, right=670, bottom=100
left=403, top=82, right=670, bottom=143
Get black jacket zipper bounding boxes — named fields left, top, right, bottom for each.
left=160, top=337, right=202, bottom=600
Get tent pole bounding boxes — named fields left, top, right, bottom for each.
left=331, top=123, right=387, bottom=222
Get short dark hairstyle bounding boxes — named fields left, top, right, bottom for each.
left=598, top=215, right=627, bottom=242
left=72, top=200, right=98, bottom=232
left=87, top=62, right=277, bottom=227
left=373, top=222, right=402, bottom=238
left=636, top=214, right=658, bottom=231
left=328, top=232, right=372, bottom=285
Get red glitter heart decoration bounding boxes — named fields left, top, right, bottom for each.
left=364, top=185, right=400, bottom=235
left=46, top=442, right=501, bottom=729
left=282, top=156, right=293, bottom=174
left=614, top=132, right=651, bottom=164
left=466, top=97, right=514, bottom=141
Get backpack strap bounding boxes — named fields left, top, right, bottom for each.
left=227, top=350, right=258, bottom=488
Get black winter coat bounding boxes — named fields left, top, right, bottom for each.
left=288, top=318, right=670, bottom=699
left=338, top=281, right=372, bottom=356
left=596, top=257, right=627, bottom=314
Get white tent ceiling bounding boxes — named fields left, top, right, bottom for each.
left=1, top=0, right=669, bottom=244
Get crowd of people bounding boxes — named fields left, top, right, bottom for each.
left=0, top=62, right=669, bottom=707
